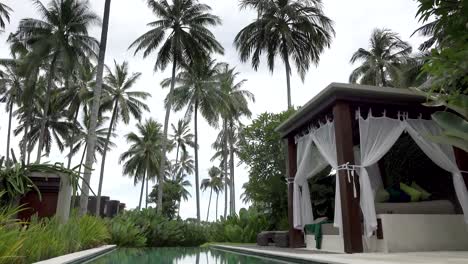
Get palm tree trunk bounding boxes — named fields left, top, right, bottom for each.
left=175, top=143, right=180, bottom=165
left=194, top=101, right=200, bottom=221
left=145, top=173, right=149, bottom=209
left=157, top=57, right=177, bottom=214
left=138, top=169, right=147, bottom=210
left=6, top=101, right=13, bottom=167
left=67, top=109, right=80, bottom=169
left=283, top=50, right=292, bottom=109
left=223, top=120, right=228, bottom=218
left=215, top=192, right=219, bottom=221
left=80, top=0, right=111, bottom=216
left=36, top=53, right=58, bottom=163
left=206, top=188, right=212, bottom=221
left=228, top=121, right=235, bottom=215
left=380, top=66, right=386, bottom=87
left=21, top=115, right=29, bottom=164
left=95, top=99, right=118, bottom=215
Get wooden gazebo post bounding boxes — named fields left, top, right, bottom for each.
left=286, top=137, right=305, bottom=247
left=333, top=101, right=363, bottom=253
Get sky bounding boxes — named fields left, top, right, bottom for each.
left=0, top=0, right=427, bottom=220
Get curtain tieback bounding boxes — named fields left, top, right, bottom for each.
left=287, top=177, right=295, bottom=184
left=337, top=162, right=362, bottom=198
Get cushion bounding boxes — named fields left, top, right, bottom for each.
left=375, top=200, right=455, bottom=215
left=411, top=182, right=432, bottom=200
left=375, top=188, right=390, bottom=202
left=387, top=187, right=411, bottom=203
left=400, top=182, right=422, bottom=202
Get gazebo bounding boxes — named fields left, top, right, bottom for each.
left=276, top=83, right=468, bottom=253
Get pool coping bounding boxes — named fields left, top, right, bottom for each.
left=34, top=245, right=116, bottom=264
left=211, top=245, right=335, bottom=264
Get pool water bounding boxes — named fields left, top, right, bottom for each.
left=84, top=247, right=301, bottom=264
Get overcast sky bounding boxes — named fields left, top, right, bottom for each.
left=0, top=0, right=426, bottom=220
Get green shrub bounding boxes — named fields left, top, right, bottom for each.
left=108, top=218, right=146, bottom=247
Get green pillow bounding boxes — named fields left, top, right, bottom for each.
left=400, top=182, right=422, bottom=202
left=387, top=187, right=411, bottom=203
left=411, top=182, right=431, bottom=200
left=375, top=188, right=390, bottom=202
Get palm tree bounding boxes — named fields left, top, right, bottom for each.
left=349, top=28, right=412, bottom=87
left=217, top=64, right=254, bottom=215
left=129, top=0, right=224, bottom=214
left=234, top=0, right=334, bottom=108
left=211, top=138, right=229, bottom=218
left=200, top=166, right=223, bottom=221
left=80, top=0, right=111, bottom=216
left=119, top=119, right=163, bottom=210
left=170, top=119, right=195, bottom=164
left=172, top=151, right=194, bottom=215
left=0, top=2, right=12, bottom=30
left=15, top=88, right=76, bottom=158
left=0, top=58, right=24, bottom=166
left=95, top=60, right=150, bottom=215
left=164, top=58, right=225, bottom=221
left=15, top=0, right=100, bottom=163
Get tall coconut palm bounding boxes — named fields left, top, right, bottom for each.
left=349, top=28, right=412, bottom=87
left=218, top=64, right=253, bottom=215
left=211, top=137, right=229, bottom=217
left=62, top=64, right=96, bottom=169
left=15, top=88, right=77, bottom=157
left=164, top=58, right=224, bottom=221
left=129, top=0, right=224, bottom=214
left=200, top=166, right=223, bottom=221
left=95, top=60, right=150, bottom=215
left=15, top=0, right=100, bottom=163
left=119, top=119, right=163, bottom=210
left=0, top=58, right=24, bottom=166
left=235, top=0, right=334, bottom=109
left=0, top=2, right=12, bottom=30
left=170, top=119, right=195, bottom=164
left=172, top=151, right=194, bottom=215
left=80, top=0, right=111, bottom=215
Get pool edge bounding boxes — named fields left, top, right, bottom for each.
left=34, top=245, right=117, bottom=264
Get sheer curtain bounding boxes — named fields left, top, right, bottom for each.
left=359, top=113, right=406, bottom=237
left=406, top=118, right=468, bottom=224
left=310, top=121, right=341, bottom=230
left=293, top=134, right=329, bottom=229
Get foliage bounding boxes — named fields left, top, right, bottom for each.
left=349, top=28, right=413, bottom=87
left=109, top=209, right=208, bottom=247
left=308, top=167, right=335, bottom=219
left=107, top=217, right=147, bottom=247
left=0, top=203, right=109, bottom=264
left=149, top=179, right=185, bottom=219
left=413, top=0, right=468, bottom=151
left=206, top=207, right=269, bottom=243
left=235, top=0, right=334, bottom=107
left=238, top=109, right=295, bottom=230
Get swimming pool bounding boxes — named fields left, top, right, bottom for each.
left=83, top=247, right=314, bottom=263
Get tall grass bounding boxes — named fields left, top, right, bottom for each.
left=0, top=200, right=110, bottom=264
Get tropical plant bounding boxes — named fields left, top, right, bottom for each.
left=130, top=0, right=224, bottom=213
left=170, top=119, right=195, bottom=164
left=0, top=58, right=24, bottom=166
left=95, top=60, right=150, bottom=215
left=80, top=0, right=111, bottom=216
left=119, top=119, right=164, bottom=210
left=238, top=109, right=295, bottom=229
left=349, top=28, right=412, bottom=87
left=200, top=166, right=223, bottom=221
left=235, top=0, right=334, bottom=108
left=108, top=217, right=147, bottom=247
left=164, top=58, right=225, bottom=221
left=0, top=2, right=12, bottom=30
left=15, top=0, right=100, bottom=163
left=15, top=88, right=76, bottom=159
left=217, top=64, right=254, bottom=215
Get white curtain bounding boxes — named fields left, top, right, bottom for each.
left=359, top=113, right=406, bottom=237
left=309, top=121, right=341, bottom=230
left=406, top=118, right=468, bottom=224
left=293, top=134, right=329, bottom=229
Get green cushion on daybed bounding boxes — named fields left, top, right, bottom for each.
left=375, top=188, right=390, bottom=202
left=411, top=182, right=432, bottom=200
left=400, top=182, right=422, bottom=202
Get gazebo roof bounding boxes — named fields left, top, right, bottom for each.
left=276, top=83, right=427, bottom=138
